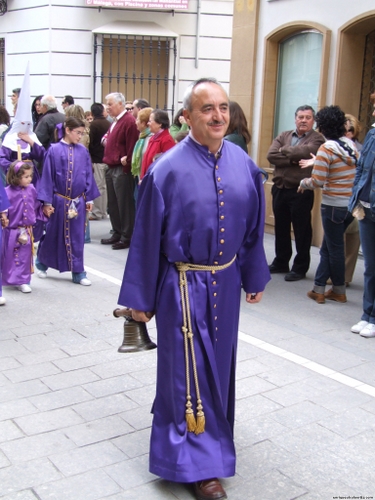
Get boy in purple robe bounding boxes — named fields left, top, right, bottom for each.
left=2, top=161, right=46, bottom=293
left=118, top=78, right=270, bottom=500
left=36, top=117, right=99, bottom=286
left=0, top=178, right=10, bottom=304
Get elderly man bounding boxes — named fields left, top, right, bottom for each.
left=101, top=92, right=139, bottom=249
left=132, top=98, right=150, bottom=119
left=118, top=78, right=270, bottom=500
left=35, top=95, right=66, bottom=149
left=267, top=105, right=324, bottom=281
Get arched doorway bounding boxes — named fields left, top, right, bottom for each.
left=334, top=11, right=375, bottom=141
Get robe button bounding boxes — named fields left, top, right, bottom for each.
left=213, top=304, right=217, bottom=308
left=220, top=228, right=225, bottom=232
left=217, top=177, right=221, bottom=181
left=213, top=293, right=217, bottom=297
left=219, top=189, right=223, bottom=194
left=220, top=202, right=224, bottom=206
left=214, top=261, right=218, bottom=265
left=211, top=270, right=215, bottom=275
left=212, top=281, right=216, bottom=285
left=220, top=215, right=224, bottom=220
left=214, top=316, right=217, bottom=320
left=220, top=239, right=224, bottom=244
left=215, top=165, right=219, bottom=170
left=219, top=251, right=223, bottom=256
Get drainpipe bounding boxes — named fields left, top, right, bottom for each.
left=195, top=0, right=201, bottom=68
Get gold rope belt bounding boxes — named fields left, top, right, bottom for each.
left=175, top=255, right=236, bottom=435
left=55, top=192, right=84, bottom=201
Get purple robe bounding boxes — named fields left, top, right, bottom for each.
left=118, top=137, right=270, bottom=483
left=2, top=184, right=45, bottom=286
left=37, top=141, right=99, bottom=273
left=0, top=180, right=10, bottom=295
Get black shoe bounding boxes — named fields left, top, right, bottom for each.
left=269, top=263, right=289, bottom=274
left=101, top=235, right=120, bottom=245
left=284, top=271, right=306, bottom=281
left=112, top=241, right=130, bottom=250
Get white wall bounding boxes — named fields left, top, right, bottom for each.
left=0, top=0, right=233, bottom=115
left=250, top=0, right=375, bottom=160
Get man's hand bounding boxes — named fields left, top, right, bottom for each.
left=120, top=156, right=127, bottom=166
left=246, top=292, right=263, bottom=304
left=132, top=309, right=154, bottom=322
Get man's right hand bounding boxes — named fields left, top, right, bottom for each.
left=132, top=309, right=154, bottom=322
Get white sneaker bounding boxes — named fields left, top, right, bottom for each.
left=37, top=270, right=47, bottom=279
left=360, top=323, right=375, bottom=338
left=17, top=284, right=32, bottom=293
left=79, top=278, right=91, bottom=286
left=0, top=296, right=6, bottom=305
left=351, top=320, right=369, bottom=334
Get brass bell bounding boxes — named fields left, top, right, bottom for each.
left=113, top=308, right=157, bottom=353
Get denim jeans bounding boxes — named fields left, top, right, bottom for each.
left=359, top=208, right=375, bottom=323
left=35, top=257, right=87, bottom=284
left=314, top=204, right=353, bottom=294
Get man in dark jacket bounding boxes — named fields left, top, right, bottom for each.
left=101, top=92, right=139, bottom=249
left=35, top=95, right=65, bottom=149
left=267, top=105, right=324, bottom=281
left=88, top=103, right=111, bottom=220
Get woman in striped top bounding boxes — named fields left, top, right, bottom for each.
left=298, top=105, right=359, bottom=304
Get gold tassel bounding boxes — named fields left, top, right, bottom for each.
left=195, top=400, right=205, bottom=435
left=186, top=397, right=196, bottom=432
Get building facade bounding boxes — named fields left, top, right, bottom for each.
left=230, top=0, right=375, bottom=242
left=0, top=0, right=234, bottom=118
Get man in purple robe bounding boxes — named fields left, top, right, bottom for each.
left=118, top=78, right=270, bottom=500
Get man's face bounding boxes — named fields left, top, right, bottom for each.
left=40, top=104, right=48, bottom=114
left=295, top=110, right=314, bottom=136
left=62, top=101, right=69, bottom=110
left=11, top=93, right=18, bottom=105
left=106, top=97, right=124, bottom=118
left=183, top=82, right=229, bottom=152
left=132, top=100, right=139, bottom=118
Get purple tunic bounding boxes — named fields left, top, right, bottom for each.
left=37, top=141, right=99, bottom=273
left=0, top=180, right=10, bottom=295
left=2, top=184, right=45, bottom=286
left=0, top=143, right=46, bottom=242
left=118, top=137, right=270, bottom=483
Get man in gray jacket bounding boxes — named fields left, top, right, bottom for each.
left=35, top=95, right=66, bottom=149
left=267, top=105, right=324, bottom=281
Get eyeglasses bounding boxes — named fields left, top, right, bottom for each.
left=125, top=107, right=133, bottom=111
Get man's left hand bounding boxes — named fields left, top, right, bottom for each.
left=246, top=292, right=263, bottom=303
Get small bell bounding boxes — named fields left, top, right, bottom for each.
left=113, top=308, right=156, bottom=353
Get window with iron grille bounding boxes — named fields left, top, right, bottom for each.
left=93, top=33, right=177, bottom=118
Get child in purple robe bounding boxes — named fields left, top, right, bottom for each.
left=2, top=160, right=46, bottom=293
left=36, top=117, right=99, bottom=286
left=0, top=179, right=10, bottom=304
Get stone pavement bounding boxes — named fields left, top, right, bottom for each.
left=1, top=218, right=375, bottom=500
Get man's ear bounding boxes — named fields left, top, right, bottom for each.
left=183, top=109, right=191, bottom=127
